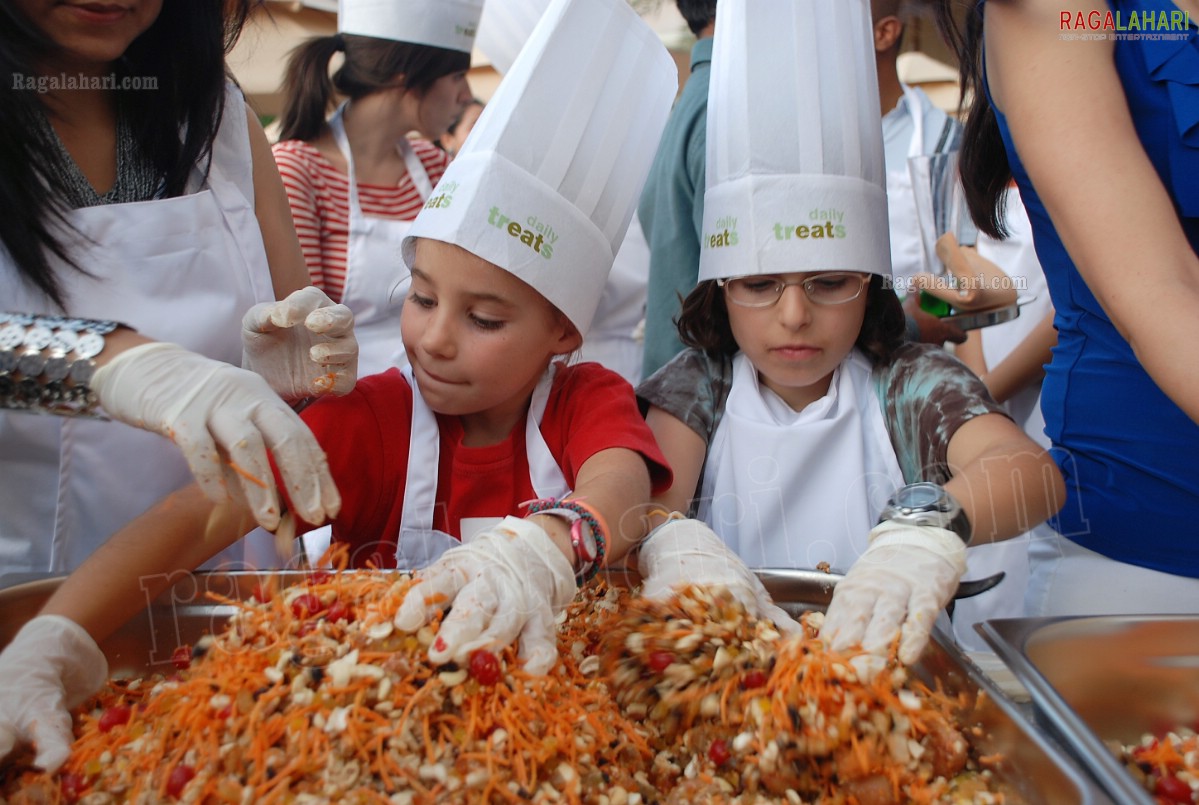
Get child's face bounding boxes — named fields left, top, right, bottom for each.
left=724, top=271, right=870, bottom=411
left=403, top=239, right=580, bottom=433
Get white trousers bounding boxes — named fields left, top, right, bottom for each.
left=1027, top=531, right=1199, bottom=616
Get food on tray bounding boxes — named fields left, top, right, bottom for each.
left=1112, top=726, right=1199, bottom=804
left=1, top=572, right=1016, bottom=803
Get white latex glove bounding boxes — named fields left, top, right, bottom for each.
left=242, top=286, right=357, bottom=403
left=0, top=615, right=108, bottom=772
left=638, top=518, right=802, bottom=637
left=821, top=521, right=967, bottom=666
left=93, top=341, right=341, bottom=531
left=393, top=516, right=576, bottom=675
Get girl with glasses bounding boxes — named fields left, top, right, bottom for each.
left=634, top=0, right=1065, bottom=670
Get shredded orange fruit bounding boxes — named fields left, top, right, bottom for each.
left=1, top=575, right=1016, bottom=803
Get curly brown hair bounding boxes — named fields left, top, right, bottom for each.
left=676, top=274, right=906, bottom=365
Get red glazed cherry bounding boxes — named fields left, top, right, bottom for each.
left=290, top=593, right=325, bottom=619
left=166, top=765, right=196, bottom=798
left=741, top=670, right=769, bottom=689
left=325, top=600, right=354, bottom=623
left=1154, top=774, right=1194, bottom=804
left=708, top=738, right=731, bottom=766
left=97, top=704, right=131, bottom=733
left=60, top=772, right=87, bottom=800
left=170, top=645, right=192, bottom=671
left=647, top=651, right=675, bottom=673
left=469, top=650, right=502, bottom=686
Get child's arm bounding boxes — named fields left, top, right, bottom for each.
left=548, top=446, right=652, bottom=567
left=824, top=413, right=1065, bottom=667
left=644, top=405, right=708, bottom=522
left=943, top=411, right=1065, bottom=544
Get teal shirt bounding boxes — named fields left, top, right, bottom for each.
left=637, top=37, right=712, bottom=379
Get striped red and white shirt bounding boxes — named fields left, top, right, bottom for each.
left=272, top=138, right=450, bottom=303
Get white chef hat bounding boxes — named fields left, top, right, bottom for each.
left=401, top=0, right=677, bottom=335
left=337, top=0, right=483, bottom=54
left=697, top=0, right=892, bottom=282
left=476, top=0, right=551, bottom=76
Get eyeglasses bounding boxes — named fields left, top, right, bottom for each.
left=717, top=272, right=870, bottom=308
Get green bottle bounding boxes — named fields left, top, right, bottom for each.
left=919, top=290, right=952, bottom=317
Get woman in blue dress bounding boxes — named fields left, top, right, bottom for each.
left=934, top=0, right=1199, bottom=613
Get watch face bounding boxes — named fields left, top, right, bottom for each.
left=897, top=482, right=943, bottom=509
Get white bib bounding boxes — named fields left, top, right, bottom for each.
left=698, top=351, right=905, bottom=571
left=329, top=103, right=433, bottom=375
left=394, top=364, right=570, bottom=569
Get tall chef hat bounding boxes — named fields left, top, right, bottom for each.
left=337, top=0, right=483, bottom=54
left=401, top=0, right=677, bottom=335
left=697, top=0, right=892, bottom=282
left=476, top=0, right=551, bottom=76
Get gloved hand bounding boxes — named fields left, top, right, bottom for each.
left=93, top=341, right=341, bottom=532
left=638, top=518, right=802, bottom=637
left=0, top=615, right=108, bottom=772
left=393, top=516, right=576, bottom=675
left=242, top=286, right=357, bottom=403
left=821, top=520, right=967, bottom=666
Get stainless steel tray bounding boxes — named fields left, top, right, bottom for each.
left=0, top=571, right=1112, bottom=803
left=980, top=615, right=1199, bottom=805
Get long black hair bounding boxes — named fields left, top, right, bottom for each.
left=276, top=34, right=471, bottom=143
left=677, top=274, right=907, bottom=366
left=934, top=0, right=1012, bottom=239
left=1, top=0, right=255, bottom=309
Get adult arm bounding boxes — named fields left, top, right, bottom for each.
left=245, top=104, right=310, bottom=300
left=38, top=485, right=247, bottom=643
left=986, top=0, right=1199, bottom=423
left=981, top=311, right=1056, bottom=403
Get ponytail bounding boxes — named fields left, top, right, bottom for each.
left=277, top=35, right=344, bottom=143
left=277, top=34, right=471, bottom=144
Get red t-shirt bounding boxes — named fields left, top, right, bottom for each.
left=282, top=362, right=672, bottom=568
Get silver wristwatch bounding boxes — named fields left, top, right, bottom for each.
left=878, top=482, right=972, bottom=545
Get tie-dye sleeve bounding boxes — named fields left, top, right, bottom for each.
left=875, top=343, right=1010, bottom=486
left=636, top=348, right=733, bottom=447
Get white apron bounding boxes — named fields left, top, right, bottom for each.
left=698, top=351, right=905, bottom=571
left=0, top=85, right=275, bottom=577
left=329, top=103, right=433, bottom=376
left=394, top=363, right=570, bottom=569
left=885, top=85, right=928, bottom=294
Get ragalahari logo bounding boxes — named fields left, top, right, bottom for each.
left=1060, top=8, right=1190, bottom=32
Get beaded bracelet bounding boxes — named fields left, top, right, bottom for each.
left=522, top=497, right=608, bottom=585
left=0, top=313, right=120, bottom=418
